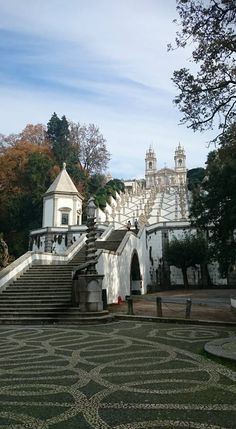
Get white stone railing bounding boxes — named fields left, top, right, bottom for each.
left=98, top=224, right=114, bottom=241
left=116, top=225, right=144, bottom=256
left=0, top=234, right=87, bottom=292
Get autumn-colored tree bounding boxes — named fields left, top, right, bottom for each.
left=0, top=141, right=52, bottom=194
left=19, top=123, right=48, bottom=146
left=0, top=141, right=55, bottom=257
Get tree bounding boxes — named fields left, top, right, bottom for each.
left=190, top=122, right=236, bottom=276
left=164, top=233, right=209, bottom=287
left=187, top=167, right=206, bottom=191
left=74, top=123, right=111, bottom=174
left=88, top=174, right=106, bottom=195
left=0, top=133, right=19, bottom=152
left=0, top=141, right=54, bottom=257
left=47, top=113, right=71, bottom=166
left=0, top=234, right=9, bottom=268
left=90, top=177, right=125, bottom=210
left=19, top=124, right=48, bottom=146
left=170, top=0, right=236, bottom=141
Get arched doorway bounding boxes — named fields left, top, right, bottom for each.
left=130, top=251, right=142, bottom=295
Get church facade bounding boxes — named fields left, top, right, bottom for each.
left=145, top=144, right=187, bottom=189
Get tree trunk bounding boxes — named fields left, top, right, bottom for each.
left=181, top=266, right=189, bottom=288
left=200, top=263, right=212, bottom=287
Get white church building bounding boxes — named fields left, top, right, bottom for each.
left=0, top=145, right=226, bottom=305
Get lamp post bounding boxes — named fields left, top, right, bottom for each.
left=72, top=196, right=105, bottom=313
left=86, top=197, right=98, bottom=274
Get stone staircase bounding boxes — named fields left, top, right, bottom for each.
left=96, top=229, right=128, bottom=251
left=0, top=246, right=111, bottom=325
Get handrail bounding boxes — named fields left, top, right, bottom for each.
left=0, top=234, right=87, bottom=291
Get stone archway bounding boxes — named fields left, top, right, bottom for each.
left=130, top=251, right=142, bottom=295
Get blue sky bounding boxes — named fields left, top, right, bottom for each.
left=0, top=0, right=213, bottom=178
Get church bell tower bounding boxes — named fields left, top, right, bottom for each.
left=145, top=146, right=157, bottom=188
left=174, top=143, right=186, bottom=185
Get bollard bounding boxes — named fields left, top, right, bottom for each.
left=156, top=297, right=163, bottom=317
left=127, top=297, right=134, bottom=315
left=102, top=289, right=108, bottom=310
left=185, top=298, right=192, bottom=319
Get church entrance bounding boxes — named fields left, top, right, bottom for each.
left=130, top=251, right=142, bottom=295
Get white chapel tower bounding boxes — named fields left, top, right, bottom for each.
left=42, top=163, right=83, bottom=228
left=145, top=146, right=157, bottom=188
left=174, top=143, right=187, bottom=185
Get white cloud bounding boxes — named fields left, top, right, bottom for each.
left=0, top=0, right=213, bottom=178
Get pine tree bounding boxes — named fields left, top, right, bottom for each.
left=47, top=113, right=70, bottom=166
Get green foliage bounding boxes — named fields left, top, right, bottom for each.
left=187, top=168, right=206, bottom=191
left=165, top=233, right=207, bottom=269
left=190, top=122, right=236, bottom=276
left=88, top=174, right=106, bottom=195
left=170, top=0, right=236, bottom=141
left=106, top=179, right=125, bottom=193
left=23, top=152, right=54, bottom=196
left=165, top=233, right=209, bottom=287
left=0, top=192, right=42, bottom=257
left=91, top=178, right=125, bottom=210
left=47, top=113, right=72, bottom=166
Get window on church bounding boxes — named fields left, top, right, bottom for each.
left=149, top=162, right=152, bottom=169
left=178, top=159, right=182, bottom=166
left=61, top=213, right=69, bottom=225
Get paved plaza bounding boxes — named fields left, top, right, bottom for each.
left=0, top=321, right=235, bottom=429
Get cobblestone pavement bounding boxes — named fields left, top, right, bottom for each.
left=0, top=322, right=235, bottom=428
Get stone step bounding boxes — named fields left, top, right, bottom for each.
left=28, top=269, right=73, bottom=273
left=14, top=276, right=72, bottom=280
left=0, top=297, right=72, bottom=303
left=23, top=272, right=72, bottom=276
left=0, top=243, right=112, bottom=325
left=30, top=265, right=72, bottom=268
left=3, top=287, right=71, bottom=293
left=0, top=309, right=85, bottom=316
left=11, top=281, right=72, bottom=286
left=29, top=267, right=78, bottom=272
left=0, top=303, right=70, bottom=308
left=0, top=314, right=113, bottom=325
left=10, top=286, right=71, bottom=290
left=1, top=289, right=71, bottom=295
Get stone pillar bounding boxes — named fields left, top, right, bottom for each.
left=73, top=197, right=77, bottom=225
left=53, top=197, right=58, bottom=226
left=45, top=230, right=53, bottom=253
left=73, top=274, right=104, bottom=311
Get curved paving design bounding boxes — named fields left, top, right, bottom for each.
left=204, top=337, right=236, bottom=361
left=0, top=322, right=235, bottom=428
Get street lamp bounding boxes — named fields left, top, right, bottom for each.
left=72, top=195, right=105, bottom=314
left=87, top=197, right=97, bottom=219
left=86, top=197, right=97, bottom=274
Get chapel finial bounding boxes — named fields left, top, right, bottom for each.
left=63, top=162, right=66, bottom=170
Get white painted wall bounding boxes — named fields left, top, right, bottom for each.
left=97, top=228, right=149, bottom=304
left=43, top=194, right=82, bottom=227
left=43, top=199, right=53, bottom=227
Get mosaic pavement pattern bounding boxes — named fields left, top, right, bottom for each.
left=0, top=321, right=235, bottom=429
